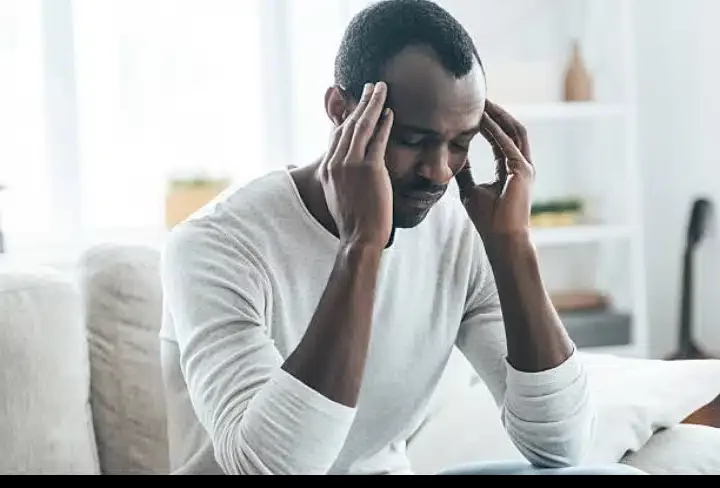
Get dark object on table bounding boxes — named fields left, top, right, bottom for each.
left=667, top=197, right=720, bottom=428
left=560, top=310, right=631, bottom=349
left=668, top=197, right=714, bottom=361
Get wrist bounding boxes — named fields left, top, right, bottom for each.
left=338, top=240, right=385, bottom=267
left=482, top=230, right=536, bottom=264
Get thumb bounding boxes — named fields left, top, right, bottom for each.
left=502, top=173, right=532, bottom=214
left=455, top=160, right=475, bottom=202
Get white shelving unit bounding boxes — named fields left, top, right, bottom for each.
left=533, top=1, right=648, bottom=359
left=458, top=0, right=649, bottom=358
left=532, top=224, right=631, bottom=247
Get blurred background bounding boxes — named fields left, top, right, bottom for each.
left=1, top=0, right=719, bottom=360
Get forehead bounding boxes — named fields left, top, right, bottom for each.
left=383, top=45, right=486, bottom=135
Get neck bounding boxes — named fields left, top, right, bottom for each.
left=290, top=160, right=341, bottom=239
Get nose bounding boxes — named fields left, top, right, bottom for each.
left=417, top=145, right=453, bottom=184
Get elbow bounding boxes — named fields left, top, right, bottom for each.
left=212, top=419, right=263, bottom=475
left=212, top=415, right=337, bottom=475
left=503, top=398, right=597, bottom=469
left=213, top=418, right=300, bottom=475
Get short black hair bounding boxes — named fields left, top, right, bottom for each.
left=334, top=0, right=482, bottom=101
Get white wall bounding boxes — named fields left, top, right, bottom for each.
left=285, top=0, right=720, bottom=358
left=634, top=0, right=720, bottom=357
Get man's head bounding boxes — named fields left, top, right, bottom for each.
left=327, top=0, right=487, bottom=228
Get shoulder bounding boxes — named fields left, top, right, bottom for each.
left=162, top=170, right=296, bottom=283
left=163, top=169, right=294, bottom=259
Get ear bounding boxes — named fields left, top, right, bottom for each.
left=325, top=86, right=354, bottom=127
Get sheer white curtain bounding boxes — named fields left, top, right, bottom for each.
left=1, top=0, right=362, bottom=252
left=72, top=0, right=265, bottom=234
left=1, top=0, right=269, bottom=253
left=0, top=0, right=51, bottom=244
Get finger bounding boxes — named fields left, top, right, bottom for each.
left=366, top=107, right=394, bottom=164
left=485, top=100, right=532, bottom=162
left=331, top=83, right=375, bottom=164
left=480, top=127, right=508, bottom=184
left=347, top=81, right=389, bottom=162
left=454, top=159, right=476, bottom=200
left=320, top=125, right=344, bottom=177
left=481, top=113, right=533, bottom=178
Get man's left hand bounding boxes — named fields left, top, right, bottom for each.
left=455, top=101, right=535, bottom=242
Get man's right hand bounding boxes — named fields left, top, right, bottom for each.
left=318, top=82, right=395, bottom=250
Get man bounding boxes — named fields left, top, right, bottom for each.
left=159, top=0, right=645, bottom=475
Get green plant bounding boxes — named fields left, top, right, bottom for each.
left=167, top=177, right=230, bottom=190
left=531, top=197, right=584, bottom=216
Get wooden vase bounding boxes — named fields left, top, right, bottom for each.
left=563, top=40, right=594, bottom=102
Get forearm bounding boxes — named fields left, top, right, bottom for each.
left=282, top=242, right=382, bottom=407
left=483, top=231, right=574, bottom=372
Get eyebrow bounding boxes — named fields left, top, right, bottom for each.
left=393, top=122, right=480, bottom=137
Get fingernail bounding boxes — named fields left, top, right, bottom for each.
left=362, top=83, right=373, bottom=96
left=375, top=81, right=386, bottom=93
left=383, top=108, right=392, bottom=117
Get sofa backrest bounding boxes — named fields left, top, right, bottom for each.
left=0, top=265, right=99, bottom=474
left=79, top=244, right=169, bottom=474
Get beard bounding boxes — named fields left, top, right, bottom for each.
left=390, top=176, right=448, bottom=229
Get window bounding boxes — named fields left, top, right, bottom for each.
left=72, top=0, right=265, bottom=232
left=0, top=0, right=51, bottom=245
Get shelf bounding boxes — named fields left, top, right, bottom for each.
left=503, top=102, right=626, bottom=122
left=561, top=310, right=632, bottom=349
left=531, top=224, right=631, bottom=247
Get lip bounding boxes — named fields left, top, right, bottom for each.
left=398, top=190, right=443, bottom=206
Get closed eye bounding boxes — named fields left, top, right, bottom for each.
left=393, top=132, right=426, bottom=148
left=451, top=136, right=474, bottom=152
left=451, top=142, right=470, bottom=152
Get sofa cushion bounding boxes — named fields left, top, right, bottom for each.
left=79, top=245, right=169, bottom=475
left=0, top=265, right=100, bottom=474
left=621, top=424, right=720, bottom=475
left=407, top=350, right=720, bottom=475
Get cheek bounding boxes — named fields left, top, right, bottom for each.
left=449, top=153, right=469, bottom=176
left=384, top=145, right=418, bottom=180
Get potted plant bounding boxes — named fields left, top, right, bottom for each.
left=164, top=174, right=231, bottom=229
left=530, top=196, right=585, bottom=227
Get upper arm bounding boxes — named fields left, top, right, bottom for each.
left=161, top=222, right=280, bottom=446
left=455, top=240, right=509, bottom=407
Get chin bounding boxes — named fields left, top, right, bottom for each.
left=392, top=208, right=433, bottom=229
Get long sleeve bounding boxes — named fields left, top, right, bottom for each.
left=455, top=246, right=596, bottom=468
left=161, top=221, right=356, bottom=475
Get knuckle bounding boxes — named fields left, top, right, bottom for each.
left=344, top=117, right=357, bottom=131
left=355, top=118, right=372, bottom=133
left=331, top=126, right=343, bottom=141
left=345, top=148, right=364, bottom=165
left=328, top=162, right=343, bottom=177
left=526, top=164, right=536, bottom=180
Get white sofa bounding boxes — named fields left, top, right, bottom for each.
left=1, top=243, right=720, bottom=475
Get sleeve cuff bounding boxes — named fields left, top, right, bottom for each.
left=269, top=367, right=357, bottom=422
left=239, top=368, right=357, bottom=474
left=505, top=346, right=585, bottom=396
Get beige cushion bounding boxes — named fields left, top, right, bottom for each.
left=79, top=245, right=169, bottom=474
left=0, top=265, right=99, bottom=474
